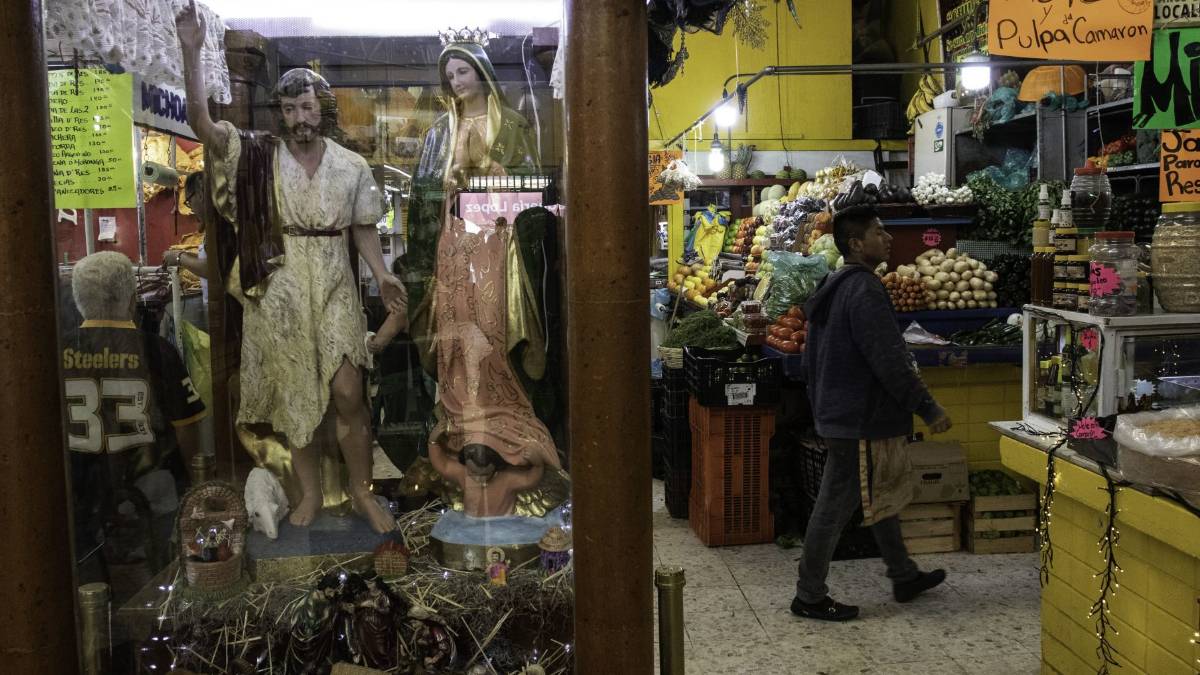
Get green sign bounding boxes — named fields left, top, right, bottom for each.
left=1134, top=27, right=1200, bottom=129
left=48, top=68, right=136, bottom=209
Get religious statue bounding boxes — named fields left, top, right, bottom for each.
left=177, top=3, right=402, bottom=533
left=392, top=33, right=565, bottom=519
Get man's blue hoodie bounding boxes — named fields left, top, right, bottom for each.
left=803, top=264, right=945, bottom=440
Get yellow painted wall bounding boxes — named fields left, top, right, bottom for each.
left=1002, top=437, right=1200, bottom=675
left=886, top=0, right=944, bottom=109
left=914, top=364, right=1023, bottom=469
left=649, top=1, right=851, bottom=150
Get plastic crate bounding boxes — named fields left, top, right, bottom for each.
left=651, top=432, right=666, bottom=480
left=663, top=460, right=691, bottom=519
left=684, top=346, right=782, bottom=408
left=688, top=398, right=775, bottom=546
left=661, top=365, right=690, bottom=418
left=797, top=440, right=828, bottom=501
left=662, top=416, right=692, bottom=468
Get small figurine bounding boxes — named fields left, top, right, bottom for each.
left=245, top=467, right=290, bottom=540
left=486, top=547, right=509, bottom=586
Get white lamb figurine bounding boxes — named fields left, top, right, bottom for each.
left=245, top=467, right=289, bottom=540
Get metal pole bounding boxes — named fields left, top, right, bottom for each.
left=170, top=265, right=183, bottom=347
left=77, top=583, right=111, bottom=675
left=84, top=207, right=96, bottom=254
left=656, top=566, right=687, bottom=675
left=566, top=0, right=654, bottom=672
left=0, top=0, right=80, bottom=671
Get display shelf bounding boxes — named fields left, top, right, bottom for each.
left=1104, top=162, right=1157, bottom=175
left=762, top=344, right=804, bottom=380
left=697, top=178, right=798, bottom=188
left=897, top=307, right=1021, bottom=337
left=1086, top=98, right=1133, bottom=116
left=954, top=108, right=1036, bottom=136
left=1023, top=304, right=1200, bottom=328
left=882, top=217, right=974, bottom=227
left=910, top=344, right=1021, bottom=368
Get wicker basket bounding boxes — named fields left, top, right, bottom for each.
left=178, top=481, right=247, bottom=591
left=659, top=346, right=684, bottom=369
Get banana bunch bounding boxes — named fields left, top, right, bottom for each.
left=906, top=74, right=944, bottom=129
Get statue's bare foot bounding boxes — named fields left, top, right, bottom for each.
left=288, top=493, right=321, bottom=527
left=352, top=489, right=396, bottom=534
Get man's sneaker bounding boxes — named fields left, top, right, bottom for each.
left=790, top=596, right=859, bottom=622
left=893, top=569, right=946, bottom=603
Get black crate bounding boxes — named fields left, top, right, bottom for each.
left=798, top=489, right=881, bottom=561
left=662, top=418, right=691, bottom=469
left=661, top=367, right=691, bottom=418
left=852, top=99, right=906, bottom=140
left=651, top=432, right=666, bottom=480
left=770, top=435, right=811, bottom=538
left=664, top=461, right=691, bottom=519
left=684, top=346, right=782, bottom=408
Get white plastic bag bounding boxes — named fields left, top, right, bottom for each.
left=1114, top=406, right=1200, bottom=458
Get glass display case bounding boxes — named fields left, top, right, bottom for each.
left=41, top=2, right=580, bottom=672
left=1021, top=305, right=1200, bottom=427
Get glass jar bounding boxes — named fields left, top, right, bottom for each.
left=1070, top=167, right=1112, bottom=231
left=1089, top=231, right=1139, bottom=316
left=1152, top=202, right=1200, bottom=312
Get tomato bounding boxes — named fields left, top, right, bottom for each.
left=777, top=328, right=795, bottom=341
left=779, top=317, right=803, bottom=330
left=787, top=306, right=803, bottom=319
left=779, top=340, right=801, bottom=353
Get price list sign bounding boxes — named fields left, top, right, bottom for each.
left=48, top=68, right=135, bottom=209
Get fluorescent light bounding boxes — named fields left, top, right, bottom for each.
left=201, top=0, right=563, bottom=36
left=708, top=133, right=725, bottom=173
left=383, top=164, right=411, bottom=178
left=714, top=98, right=738, bottom=128
left=961, top=54, right=991, bottom=91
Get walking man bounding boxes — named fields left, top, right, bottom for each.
left=793, top=206, right=951, bottom=621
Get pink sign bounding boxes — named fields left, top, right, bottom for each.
left=922, top=228, right=943, bottom=248
left=1069, top=416, right=1108, bottom=441
left=1089, top=262, right=1122, bottom=298
left=458, top=192, right=543, bottom=226
left=1080, top=328, right=1099, bottom=352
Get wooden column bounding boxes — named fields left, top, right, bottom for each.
left=0, top=0, right=80, bottom=672
left=565, top=1, right=653, bottom=672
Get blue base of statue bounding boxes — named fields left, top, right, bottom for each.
left=245, top=512, right=389, bottom=581
left=430, top=507, right=565, bottom=570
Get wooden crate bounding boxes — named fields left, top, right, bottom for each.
left=967, top=493, right=1038, bottom=554
left=899, top=502, right=963, bottom=554
left=688, top=398, right=775, bottom=546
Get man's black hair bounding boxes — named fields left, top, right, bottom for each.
left=460, top=443, right=504, bottom=469
left=832, top=205, right=880, bottom=258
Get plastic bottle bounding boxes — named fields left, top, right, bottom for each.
left=1089, top=230, right=1139, bottom=316
left=1037, top=184, right=1053, bottom=221
left=1053, top=192, right=1078, bottom=310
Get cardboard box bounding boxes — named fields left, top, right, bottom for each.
left=908, top=441, right=969, bottom=503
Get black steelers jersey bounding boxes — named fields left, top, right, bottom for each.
left=61, top=320, right=206, bottom=455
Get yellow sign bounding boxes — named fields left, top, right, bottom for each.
left=1160, top=129, right=1200, bottom=201
left=649, top=150, right=683, bottom=206
left=48, top=68, right=136, bottom=209
left=988, top=0, right=1154, bottom=61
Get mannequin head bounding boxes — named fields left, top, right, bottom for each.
left=72, top=251, right=135, bottom=321
left=272, top=68, right=339, bottom=141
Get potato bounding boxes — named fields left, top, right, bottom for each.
left=946, top=247, right=959, bottom=259
left=962, top=270, right=974, bottom=281
left=967, top=299, right=978, bottom=308
left=955, top=280, right=970, bottom=292
left=936, top=300, right=949, bottom=309
left=969, top=277, right=985, bottom=290
left=969, top=259, right=981, bottom=270
left=987, top=291, right=997, bottom=300
left=989, top=301, right=998, bottom=308
left=918, top=265, right=937, bottom=277
left=949, top=272, right=961, bottom=283
left=939, top=259, right=955, bottom=272
left=972, top=289, right=988, bottom=301
left=937, top=289, right=950, bottom=300
left=934, top=271, right=950, bottom=283
left=926, top=279, right=942, bottom=291
left=953, top=261, right=970, bottom=273
left=949, top=291, right=961, bottom=302
left=983, top=271, right=998, bottom=284
left=983, top=282, right=993, bottom=292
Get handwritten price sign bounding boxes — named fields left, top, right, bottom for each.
left=988, top=0, right=1154, bottom=61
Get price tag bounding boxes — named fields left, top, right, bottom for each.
left=725, top=383, right=756, bottom=406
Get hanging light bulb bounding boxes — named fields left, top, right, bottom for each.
left=708, top=132, right=725, bottom=173
left=961, top=54, right=991, bottom=91
left=714, top=92, right=738, bottom=128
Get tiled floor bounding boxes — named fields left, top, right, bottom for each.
left=652, top=481, right=1042, bottom=674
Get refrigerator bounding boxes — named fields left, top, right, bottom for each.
left=912, top=107, right=973, bottom=185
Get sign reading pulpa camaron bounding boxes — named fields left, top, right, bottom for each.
left=988, top=0, right=1154, bottom=61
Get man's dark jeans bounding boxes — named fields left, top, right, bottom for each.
left=795, top=437, right=919, bottom=603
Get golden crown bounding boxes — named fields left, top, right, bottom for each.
left=439, top=27, right=493, bottom=47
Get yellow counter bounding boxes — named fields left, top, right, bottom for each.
left=1000, top=435, right=1200, bottom=675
